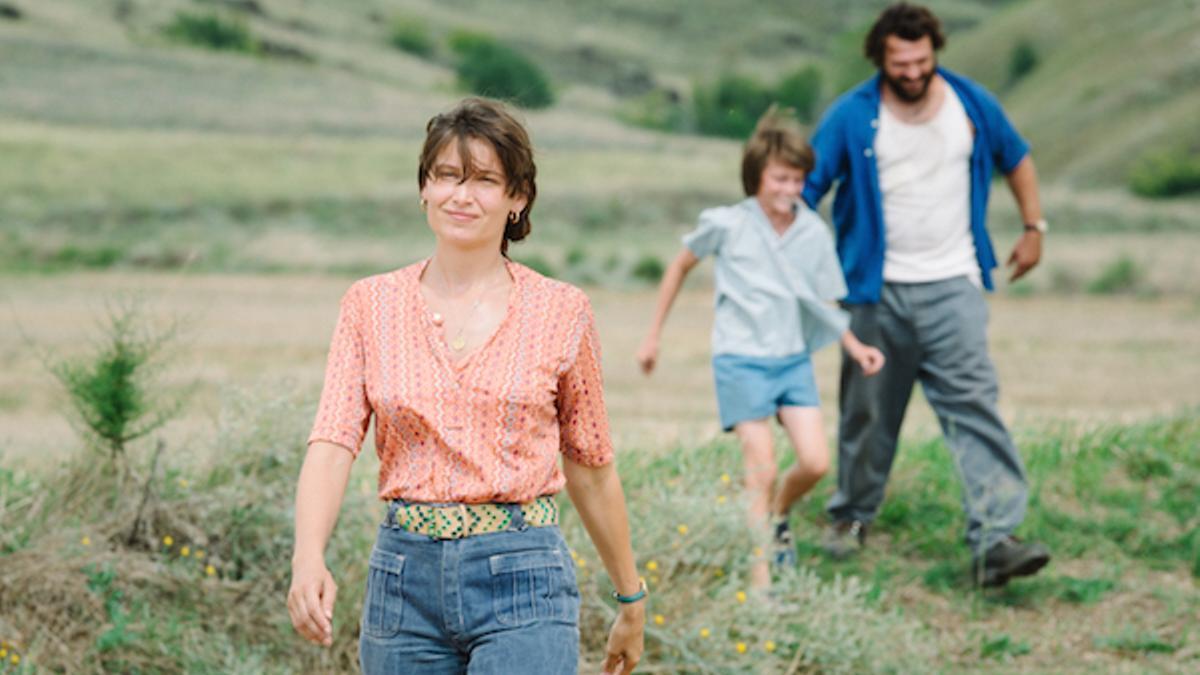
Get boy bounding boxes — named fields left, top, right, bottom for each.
left=637, top=108, right=884, bottom=588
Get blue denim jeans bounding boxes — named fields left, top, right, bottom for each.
left=358, top=505, right=581, bottom=674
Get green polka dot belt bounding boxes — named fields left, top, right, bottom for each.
left=387, top=496, right=559, bottom=540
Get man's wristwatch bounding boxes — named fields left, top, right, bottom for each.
left=1024, top=218, right=1048, bottom=235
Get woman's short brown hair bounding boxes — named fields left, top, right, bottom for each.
left=418, top=98, right=537, bottom=255
left=741, top=106, right=815, bottom=196
left=864, top=2, right=946, bottom=67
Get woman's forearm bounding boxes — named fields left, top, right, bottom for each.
left=292, top=441, right=356, bottom=564
left=563, top=459, right=640, bottom=595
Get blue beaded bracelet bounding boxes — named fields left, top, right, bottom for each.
left=611, top=580, right=648, bottom=604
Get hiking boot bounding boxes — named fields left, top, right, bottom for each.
left=772, top=519, right=798, bottom=569
left=972, top=536, right=1051, bottom=588
left=822, top=520, right=867, bottom=560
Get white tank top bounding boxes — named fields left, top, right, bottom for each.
left=875, top=85, right=980, bottom=286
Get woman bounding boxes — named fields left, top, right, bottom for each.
left=636, top=108, right=884, bottom=589
left=287, top=98, right=644, bottom=675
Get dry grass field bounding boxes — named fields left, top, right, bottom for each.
left=4, top=263, right=1199, bottom=465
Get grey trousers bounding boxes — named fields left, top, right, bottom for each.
left=827, top=276, right=1028, bottom=551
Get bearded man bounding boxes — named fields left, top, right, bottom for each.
left=802, top=2, right=1050, bottom=587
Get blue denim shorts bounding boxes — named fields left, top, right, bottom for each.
left=358, top=506, right=581, bottom=674
left=712, top=352, right=820, bottom=431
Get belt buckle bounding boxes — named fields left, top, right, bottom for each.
left=451, top=503, right=470, bottom=539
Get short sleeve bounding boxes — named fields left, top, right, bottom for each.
left=681, top=209, right=728, bottom=260
left=814, top=218, right=849, bottom=302
left=981, top=88, right=1030, bottom=174
left=307, top=283, right=372, bottom=457
left=556, top=294, right=615, bottom=467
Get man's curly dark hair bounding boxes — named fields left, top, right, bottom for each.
left=864, top=2, right=946, bottom=67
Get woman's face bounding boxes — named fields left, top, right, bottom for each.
left=420, top=137, right=527, bottom=252
left=756, top=159, right=806, bottom=219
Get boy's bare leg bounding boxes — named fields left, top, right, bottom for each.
left=735, top=418, right=776, bottom=589
left=773, top=406, right=831, bottom=516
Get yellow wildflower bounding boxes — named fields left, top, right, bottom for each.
left=196, top=550, right=206, bottom=560
left=205, top=565, right=216, bottom=577
left=162, top=535, right=174, bottom=547
left=720, top=473, right=731, bottom=485
left=577, top=558, right=586, bottom=568
left=736, top=591, right=747, bottom=603
left=714, top=568, right=725, bottom=578
left=177, top=478, right=189, bottom=489
left=677, top=524, right=689, bottom=536
left=181, top=546, right=191, bottom=557
left=699, top=628, right=711, bottom=638
left=81, top=536, right=91, bottom=547
left=646, top=560, right=659, bottom=572
left=716, top=495, right=727, bottom=504
left=653, top=614, right=665, bottom=626
left=0, top=648, right=7, bottom=658
left=753, top=547, right=764, bottom=557
left=765, top=640, right=777, bottom=653
left=650, top=575, right=660, bottom=584
left=11, top=653, right=20, bottom=665
left=736, top=642, right=747, bottom=654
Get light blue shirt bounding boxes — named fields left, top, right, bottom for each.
left=683, top=198, right=850, bottom=358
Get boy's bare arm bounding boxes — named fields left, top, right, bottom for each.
left=636, top=248, right=699, bottom=374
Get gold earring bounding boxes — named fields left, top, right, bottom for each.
left=507, top=211, right=519, bottom=224
left=419, top=198, right=428, bottom=212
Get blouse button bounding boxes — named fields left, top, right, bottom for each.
left=431, top=312, right=444, bottom=326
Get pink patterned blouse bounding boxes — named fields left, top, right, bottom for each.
left=308, top=259, right=615, bottom=504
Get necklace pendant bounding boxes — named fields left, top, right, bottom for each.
left=450, top=335, right=466, bottom=351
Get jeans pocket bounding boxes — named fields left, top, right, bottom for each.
left=489, top=548, right=568, bottom=627
left=362, top=548, right=405, bottom=639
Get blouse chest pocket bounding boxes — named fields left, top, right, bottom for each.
left=496, top=366, right=558, bottom=447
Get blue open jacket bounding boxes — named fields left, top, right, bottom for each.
left=801, top=67, right=1030, bottom=304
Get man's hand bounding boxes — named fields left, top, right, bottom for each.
left=1007, top=230, right=1043, bottom=282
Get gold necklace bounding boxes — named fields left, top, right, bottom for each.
left=431, top=263, right=504, bottom=352
left=448, top=295, right=484, bottom=351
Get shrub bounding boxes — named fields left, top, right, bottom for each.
left=617, top=89, right=687, bottom=133
left=693, top=74, right=774, bottom=139
left=1128, top=149, right=1200, bottom=197
left=565, top=246, right=587, bottom=268
left=631, top=254, right=665, bottom=283
left=48, top=306, right=181, bottom=463
left=449, top=32, right=554, bottom=109
left=1008, top=39, right=1039, bottom=84
left=1086, top=255, right=1142, bottom=294
left=775, top=65, right=823, bottom=123
left=163, top=11, right=256, bottom=53
left=389, top=16, right=434, bottom=57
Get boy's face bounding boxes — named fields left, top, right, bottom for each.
left=756, top=159, right=806, bottom=218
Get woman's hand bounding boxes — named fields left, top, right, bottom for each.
left=602, top=602, right=645, bottom=675
left=287, top=557, right=338, bottom=647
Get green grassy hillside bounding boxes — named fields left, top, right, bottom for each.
left=943, top=0, right=1200, bottom=186
left=0, top=0, right=1195, bottom=277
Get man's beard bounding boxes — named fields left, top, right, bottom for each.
left=882, top=68, right=935, bottom=103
